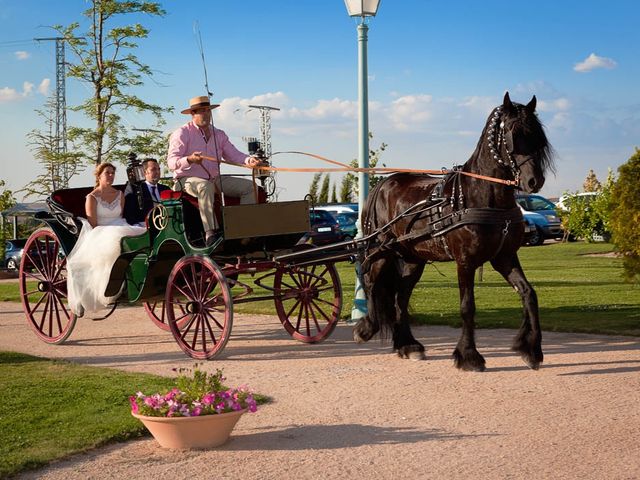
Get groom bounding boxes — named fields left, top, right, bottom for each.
left=124, top=158, right=170, bottom=226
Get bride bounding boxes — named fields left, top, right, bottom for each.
left=66, top=162, right=146, bottom=316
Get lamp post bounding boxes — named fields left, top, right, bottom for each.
left=344, top=0, right=381, bottom=323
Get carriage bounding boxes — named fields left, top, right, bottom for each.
left=19, top=177, right=352, bottom=359
left=19, top=93, right=552, bottom=370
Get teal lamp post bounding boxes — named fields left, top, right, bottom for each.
left=344, top=0, right=381, bottom=323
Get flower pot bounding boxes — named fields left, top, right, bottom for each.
left=132, top=410, right=246, bottom=449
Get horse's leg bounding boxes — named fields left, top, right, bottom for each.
left=452, top=263, right=486, bottom=371
left=490, top=253, right=543, bottom=370
left=393, top=260, right=426, bottom=360
left=353, top=257, right=391, bottom=343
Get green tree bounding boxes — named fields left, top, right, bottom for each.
left=308, top=173, right=321, bottom=203
left=339, top=174, right=353, bottom=203
left=583, top=169, right=602, bottom=192
left=0, top=181, right=17, bottom=256
left=21, top=95, right=84, bottom=197
left=54, top=0, right=169, bottom=167
left=345, top=133, right=387, bottom=199
left=318, top=174, right=330, bottom=204
left=330, top=184, right=338, bottom=204
left=559, top=170, right=614, bottom=242
left=609, top=149, right=640, bottom=283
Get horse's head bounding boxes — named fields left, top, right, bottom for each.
left=485, top=92, right=554, bottom=193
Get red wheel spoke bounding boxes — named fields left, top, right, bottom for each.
left=165, top=256, right=232, bottom=359
left=284, top=298, right=303, bottom=319
left=309, top=299, right=332, bottom=323
left=203, top=308, right=225, bottom=331
left=21, top=229, right=76, bottom=344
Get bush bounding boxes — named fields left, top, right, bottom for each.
left=609, top=149, right=640, bottom=283
left=558, top=172, right=613, bottom=242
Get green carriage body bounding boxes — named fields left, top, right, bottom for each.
left=21, top=183, right=343, bottom=359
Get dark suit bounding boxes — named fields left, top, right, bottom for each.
left=124, top=181, right=170, bottom=225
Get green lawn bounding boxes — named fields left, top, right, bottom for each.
left=237, top=241, right=639, bottom=336
left=3, top=241, right=638, bottom=336
left=0, top=353, right=176, bottom=478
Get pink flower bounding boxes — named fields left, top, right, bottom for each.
left=129, top=396, right=139, bottom=413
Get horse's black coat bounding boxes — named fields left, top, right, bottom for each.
left=353, top=92, right=554, bottom=371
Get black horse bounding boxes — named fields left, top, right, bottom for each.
left=353, top=92, right=554, bottom=371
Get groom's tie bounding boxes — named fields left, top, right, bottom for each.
left=150, top=185, right=158, bottom=202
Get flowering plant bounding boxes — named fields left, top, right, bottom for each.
left=130, top=367, right=257, bottom=418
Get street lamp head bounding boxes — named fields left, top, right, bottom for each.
left=344, top=0, right=381, bottom=18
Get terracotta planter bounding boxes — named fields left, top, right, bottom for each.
left=132, top=409, right=246, bottom=449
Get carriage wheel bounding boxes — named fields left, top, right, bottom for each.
left=274, top=262, right=342, bottom=343
left=143, top=300, right=190, bottom=331
left=19, top=228, right=76, bottom=344
left=165, top=256, right=233, bottom=359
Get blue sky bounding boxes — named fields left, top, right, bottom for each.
left=1, top=0, right=639, bottom=202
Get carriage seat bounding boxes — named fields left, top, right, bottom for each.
left=160, top=187, right=267, bottom=245
left=49, top=185, right=127, bottom=219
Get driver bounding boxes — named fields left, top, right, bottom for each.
left=167, top=95, right=263, bottom=247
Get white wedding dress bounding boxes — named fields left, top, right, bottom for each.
left=66, top=194, right=146, bottom=315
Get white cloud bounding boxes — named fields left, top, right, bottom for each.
left=38, top=78, right=50, bottom=95
left=14, top=51, right=30, bottom=60
left=388, top=94, right=433, bottom=131
left=537, top=97, right=571, bottom=112
left=23, top=81, right=34, bottom=95
left=0, top=87, right=21, bottom=102
left=0, top=81, right=34, bottom=103
left=574, top=53, right=617, bottom=73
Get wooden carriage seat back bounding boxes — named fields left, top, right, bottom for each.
left=159, top=187, right=267, bottom=228
left=49, top=185, right=126, bottom=220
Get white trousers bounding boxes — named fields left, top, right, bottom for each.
left=174, top=176, right=257, bottom=231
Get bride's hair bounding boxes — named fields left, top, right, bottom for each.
left=94, top=162, right=117, bottom=187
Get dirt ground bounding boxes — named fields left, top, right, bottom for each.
left=1, top=300, right=639, bottom=480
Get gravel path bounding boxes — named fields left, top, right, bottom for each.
left=1, top=301, right=639, bottom=480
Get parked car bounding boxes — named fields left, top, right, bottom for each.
left=314, top=203, right=359, bottom=216
left=334, top=211, right=358, bottom=240
left=4, top=239, right=27, bottom=270
left=522, top=216, right=538, bottom=246
left=298, top=209, right=343, bottom=246
left=515, top=194, right=564, bottom=244
left=555, top=192, right=599, bottom=212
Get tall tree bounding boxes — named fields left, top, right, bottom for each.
left=0, top=181, right=17, bottom=248
left=21, top=95, right=84, bottom=198
left=330, top=184, right=338, bottom=203
left=609, top=149, right=640, bottom=283
left=318, top=174, right=330, bottom=204
left=583, top=169, right=602, bottom=192
left=308, top=173, right=321, bottom=203
left=339, top=174, right=353, bottom=203
left=54, top=0, right=169, bottom=167
left=345, top=133, right=387, bottom=199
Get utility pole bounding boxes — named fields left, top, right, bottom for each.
left=34, top=37, right=68, bottom=188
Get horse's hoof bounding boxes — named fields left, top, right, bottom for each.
left=453, top=349, right=486, bottom=371
left=396, top=345, right=426, bottom=360
left=407, top=350, right=426, bottom=361
left=521, top=354, right=542, bottom=370
left=353, top=330, right=367, bottom=344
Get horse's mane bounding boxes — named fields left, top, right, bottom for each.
left=469, top=103, right=556, bottom=175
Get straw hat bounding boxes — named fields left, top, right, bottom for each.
left=180, top=96, right=220, bottom=114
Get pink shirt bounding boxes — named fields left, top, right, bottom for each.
left=167, top=121, right=248, bottom=179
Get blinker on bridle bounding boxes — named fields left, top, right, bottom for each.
left=486, top=106, right=520, bottom=186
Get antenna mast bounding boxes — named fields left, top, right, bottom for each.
left=247, top=105, right=280, bottom=159
left=34, top=37, right=68, bottom=188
